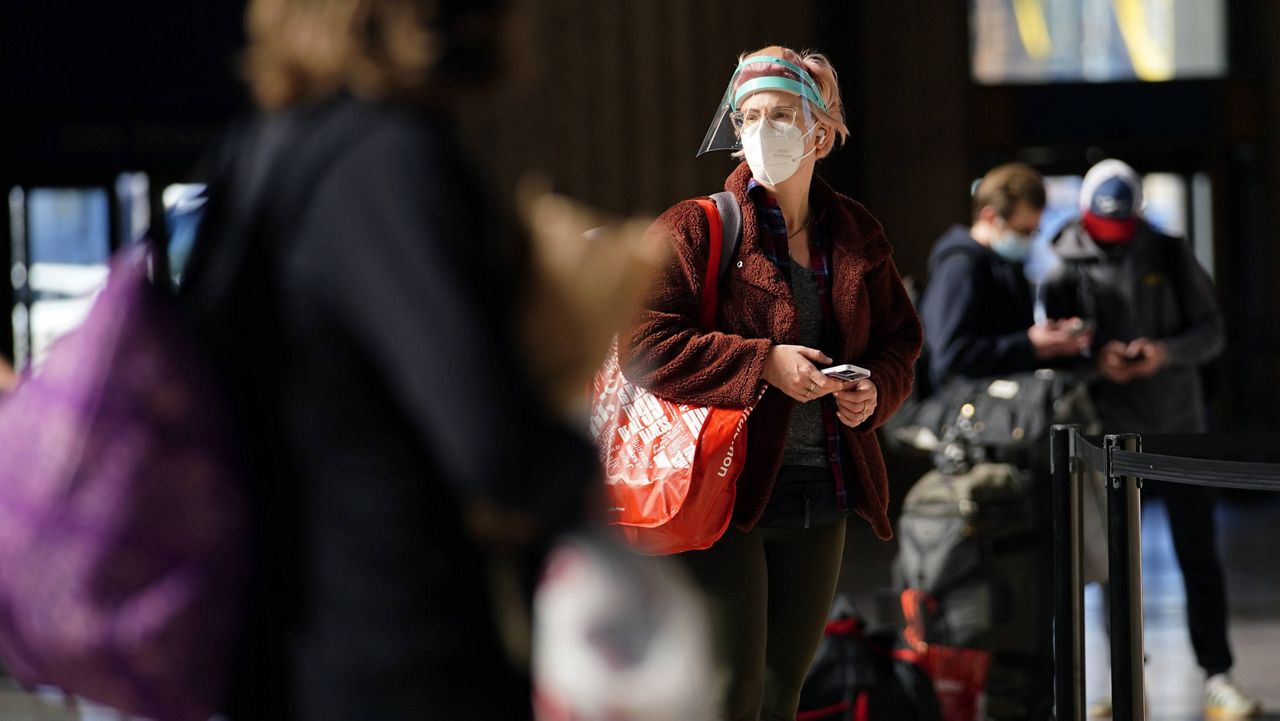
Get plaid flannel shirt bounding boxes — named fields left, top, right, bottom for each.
left=747, top=180, right=851, bottom=512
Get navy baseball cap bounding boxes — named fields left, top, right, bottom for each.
left=1079, top=159, right=1141, bottom=243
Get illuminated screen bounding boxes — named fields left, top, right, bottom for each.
left=971, top=0, right=1226, bottom=84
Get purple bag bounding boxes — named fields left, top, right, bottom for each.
left=0, top=245, right=248, bottom=720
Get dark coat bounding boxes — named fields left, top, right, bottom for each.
left=918, top=225, right=1037, bottom=394
left=185, top=97, right=594, bottom=720
left=618, top=163, right=922, bottom=540
left=1040, top=218, right=1224, bottom=433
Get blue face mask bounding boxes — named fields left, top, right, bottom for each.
left=991, top=230, right=1032, bottom=263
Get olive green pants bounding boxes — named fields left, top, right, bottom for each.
left=680, top=520, right=847, bottom=721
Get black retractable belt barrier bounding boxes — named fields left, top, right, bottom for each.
left=1105, top=434, right=1144, bottom=721
left=1110, top=450, right=1280, bottom=491
left=1052, top=427, right=1280, bottom=721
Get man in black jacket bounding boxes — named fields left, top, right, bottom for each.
left=919, top=162, right=1090, bottom=396
left=1041, top=159, right=1260, bottom=718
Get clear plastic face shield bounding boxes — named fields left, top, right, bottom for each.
left=697, top=54, right=828, bottom=157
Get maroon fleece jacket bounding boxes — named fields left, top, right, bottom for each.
left=618, top=163, right=922, bottom=539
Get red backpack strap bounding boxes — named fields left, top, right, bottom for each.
left=693, top=197, right=724, bottom=331
left=854, top=690, right=870, bottom=721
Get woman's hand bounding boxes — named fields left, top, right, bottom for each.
left=834, top=379, right=878, bottom=427
left=764, top=345, right=843, bottom=402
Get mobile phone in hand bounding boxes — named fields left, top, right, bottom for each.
left=1068, top=319, right=1095, bottom=336
left=821, top=364, right=871, bottom=383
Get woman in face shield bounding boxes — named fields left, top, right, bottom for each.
left=618, top=46, right=923, bottom=719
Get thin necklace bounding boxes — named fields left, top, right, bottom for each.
left=787, top=216, right=811, bottom=239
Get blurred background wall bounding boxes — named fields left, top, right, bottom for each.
left=2, top=0, right=1279, bottom=432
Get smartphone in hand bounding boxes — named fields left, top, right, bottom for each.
left=1067, top=319, right=1095, bottom=336
left=821, top=364, right=871, bottom=383
left=1121, top=350, right=1146, bottom=365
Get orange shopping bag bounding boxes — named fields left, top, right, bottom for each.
left=588, top=197, right=754, bottom=555
left=590, top=344, right=753, bottom=554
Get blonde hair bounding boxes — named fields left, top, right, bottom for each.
left=244, top=0, right=504, bottom=110
left=734, top=46, right=851, bottom=150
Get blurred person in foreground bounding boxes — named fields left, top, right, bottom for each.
left=1041, top=159, right=1261, bottom=718
left=619, top=46, right=922, bottom=720
left=180, top=0, right=661, bottom=718
left=918, top=162, right=1091, bottom=399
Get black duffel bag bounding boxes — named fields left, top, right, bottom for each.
left=885, top=369, right=1094, bottom=459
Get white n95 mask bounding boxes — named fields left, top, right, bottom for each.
left=742, top=121, right=815, bottom=186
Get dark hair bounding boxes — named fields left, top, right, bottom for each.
left=972, top=163, right=1046, bottom=222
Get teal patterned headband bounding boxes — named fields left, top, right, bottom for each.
left=731, top=55, right=828, bottom=111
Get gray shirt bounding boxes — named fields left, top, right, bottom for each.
left=783, top=264, right=830, bottom=467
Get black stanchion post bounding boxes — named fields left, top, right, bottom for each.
left=1051, top=425, right=1083, bottom=721
left=1106, top=434, right=1144, bottom=721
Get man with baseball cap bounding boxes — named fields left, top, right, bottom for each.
left=1041, top=159, right=1261, bottom=718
